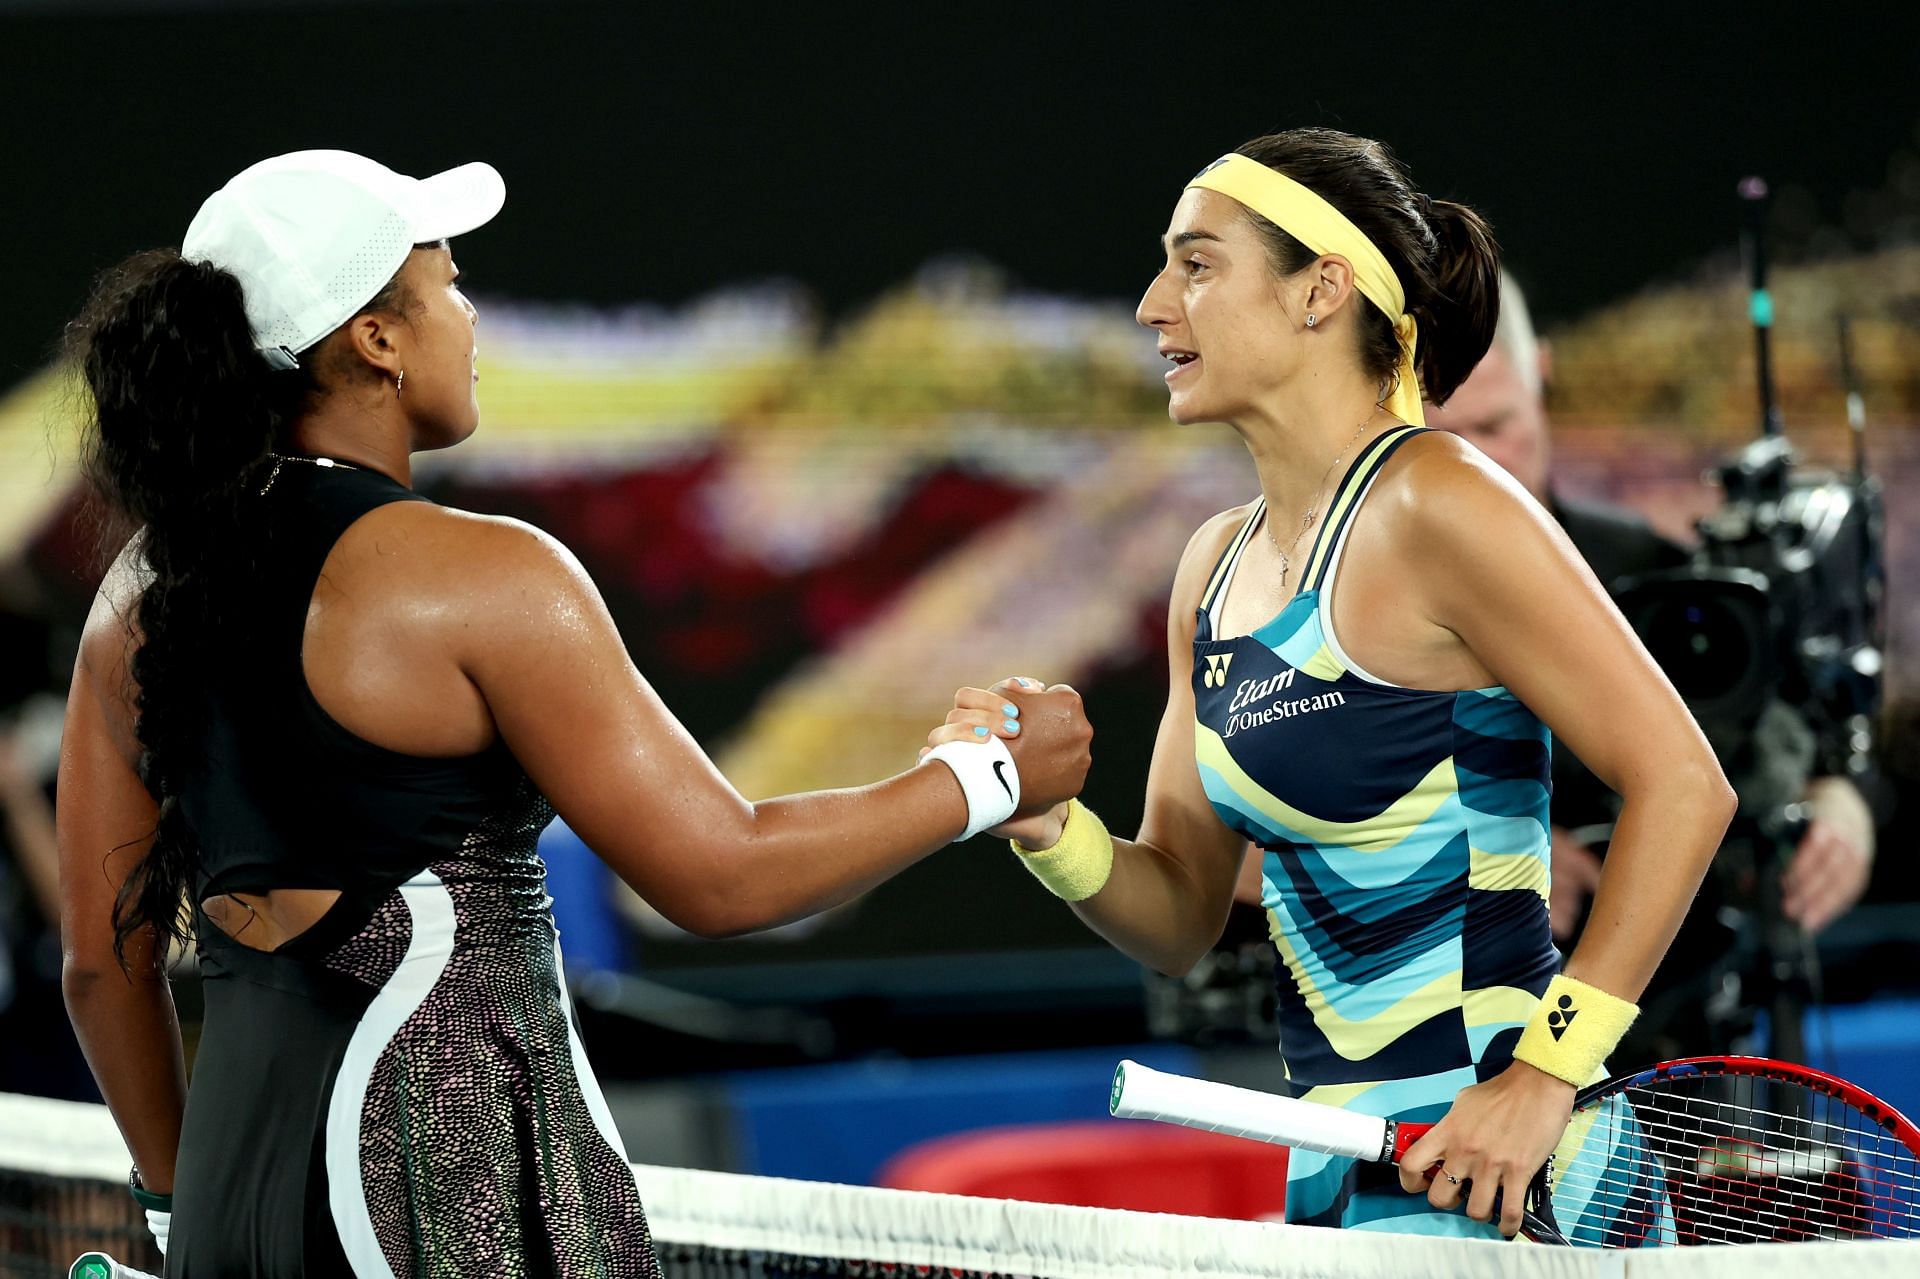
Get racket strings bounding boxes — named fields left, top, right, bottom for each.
left=1549, top=1162, right=1914, bottom=1242
left=1543, top=1174, right=1889, bottom=1244
left=1547, top=1077, right=1920, bottom=1246
left=1586, top=1105, right=1920, bottom=1193
left=1606, top=1129, right=1920, bottom=1204
left=1623, top=1100, right=1920, bottom=1178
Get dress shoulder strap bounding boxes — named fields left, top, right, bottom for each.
left=1195, top=496, right=1268, bottom=622
left=1298, top=425, right=1431, bottom=594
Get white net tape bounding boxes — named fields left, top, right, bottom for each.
left=7, top=1092, right=1920, bottom=1278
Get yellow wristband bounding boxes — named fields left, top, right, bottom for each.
left=1012, top=800, right=1113, bottom=902
left=1512, top=974, right=1639, bottom=1087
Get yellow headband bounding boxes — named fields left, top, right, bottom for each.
left=1187, top=153, right=1423, bottom=426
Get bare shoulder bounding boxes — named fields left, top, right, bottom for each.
left=319, top=501, right=616, bottom=695
left=331, top=500, right=595, bottom=606
left=1369, top=428, right=1547, bottom=547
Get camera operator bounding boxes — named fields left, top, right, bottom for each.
left=1428, top=273, right=1877, bottom=951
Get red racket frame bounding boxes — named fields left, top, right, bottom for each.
left=1386, top=1055, right=1920, bottom=1246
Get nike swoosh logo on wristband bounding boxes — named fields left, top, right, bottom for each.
left=992, top=760, right=1014, bottom=800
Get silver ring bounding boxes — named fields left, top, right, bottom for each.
left=1442, top=1170, right=1461, bottom=1185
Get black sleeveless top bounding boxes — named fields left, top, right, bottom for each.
left=165, top=461, right=660, bottom=1278
left=181, top=462, right=526, bottom=915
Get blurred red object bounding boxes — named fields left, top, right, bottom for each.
left=876, top=1122, right=1289, bottom=1221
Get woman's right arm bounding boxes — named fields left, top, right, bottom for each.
left=452, top=517, right=1092, bottom=940
left=1001, top=512, right=1252, bottom=975
left=59, top=555, right=188, bottom=1194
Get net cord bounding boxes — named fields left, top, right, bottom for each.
left=10, top=1092, right=1920, bottom=1278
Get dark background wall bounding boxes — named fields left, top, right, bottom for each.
left=4, top=0, right=1918, bottom=390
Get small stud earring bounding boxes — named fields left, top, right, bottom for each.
left=395, top=369, right=405, bottom=396
left=1305, top=314, right=1317, bottom=328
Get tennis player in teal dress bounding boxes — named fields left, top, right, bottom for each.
left=933, top=129, right=1734, bottom=1238
left=1189, top=427, right=1559, bottom=1233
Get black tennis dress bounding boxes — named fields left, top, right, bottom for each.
left=165, top=463, right=660, bottom=1278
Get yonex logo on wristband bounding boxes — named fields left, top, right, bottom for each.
left=1517, top=975, right=1635, bottom=1086
left=1547, top=994, right=1578, bottom=1041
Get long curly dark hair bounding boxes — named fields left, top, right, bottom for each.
left=66, top=248, right=405, bottom=966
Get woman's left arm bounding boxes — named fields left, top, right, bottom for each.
left=1388, top=438, right=1736, bottom=1233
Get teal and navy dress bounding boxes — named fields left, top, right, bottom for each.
left=1192, top=425, right=1560, bottom=1237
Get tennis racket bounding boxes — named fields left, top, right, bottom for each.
left=1111, top=1056, right=1920, bottom=1245
left=68, top=1254, right=159, bottom=1279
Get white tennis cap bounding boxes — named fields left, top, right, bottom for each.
left=182, top=149, right=505, bottom=371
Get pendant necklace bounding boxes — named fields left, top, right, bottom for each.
left=1267, top=410, right=1382, bottom=593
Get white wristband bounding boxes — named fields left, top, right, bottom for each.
left=923, top=736, right=1020, bottom=841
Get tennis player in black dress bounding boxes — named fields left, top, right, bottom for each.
left=58, top=151, right=1089, bottom=1276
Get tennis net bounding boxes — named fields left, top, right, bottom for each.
left=6, top=1090, right=1920, bottom=1278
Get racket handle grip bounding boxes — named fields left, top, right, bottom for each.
left=1391, top=1120, right=1448, bottom=1190
left=1109, top=1060, right=1391, bottom=1163
left=1388, top=1119, right=1435, bottom=1164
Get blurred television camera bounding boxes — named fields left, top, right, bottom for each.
left=1614, top=306, right=1885, bottom=1061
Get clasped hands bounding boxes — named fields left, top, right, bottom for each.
left=921, top=675, right=1090, bottom=847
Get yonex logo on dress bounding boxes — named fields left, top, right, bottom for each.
left=1203, top=654, right=1234, bottom=688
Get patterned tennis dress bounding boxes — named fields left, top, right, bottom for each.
left=167, top=464, right=660, bottom=1277
left=1192, top=425, right=1560, bottom=1236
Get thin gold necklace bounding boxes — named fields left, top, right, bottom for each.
left=1266, top=410, right=1384, bottom=592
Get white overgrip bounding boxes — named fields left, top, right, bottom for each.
left=1108, top=1060, right=1388, bottom=1164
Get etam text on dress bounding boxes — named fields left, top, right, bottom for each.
left=1223, top=668, right=1348, bottom=738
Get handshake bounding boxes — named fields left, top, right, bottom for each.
left=917, top=676, right=1094, bottom=850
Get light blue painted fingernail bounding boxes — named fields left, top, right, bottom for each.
left=973, top=725, right=989, bottom=738
left=1003, top=702, right=1020, bottom=718
left=1004, top=719, right=1021, bottom=734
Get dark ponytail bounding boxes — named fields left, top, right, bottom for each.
left=1231, top=128, right=1502, bottom=406
left=1408, top=199, right=1501, bottom=404
left=67, top=249, right=312, bottom=966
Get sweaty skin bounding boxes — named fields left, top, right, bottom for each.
left=937, top=186, right=1734, bottom=1236
left=60, top=244, right=1092, bottom=1198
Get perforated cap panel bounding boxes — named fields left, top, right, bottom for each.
left=181, top=150, right=503, bottom=360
